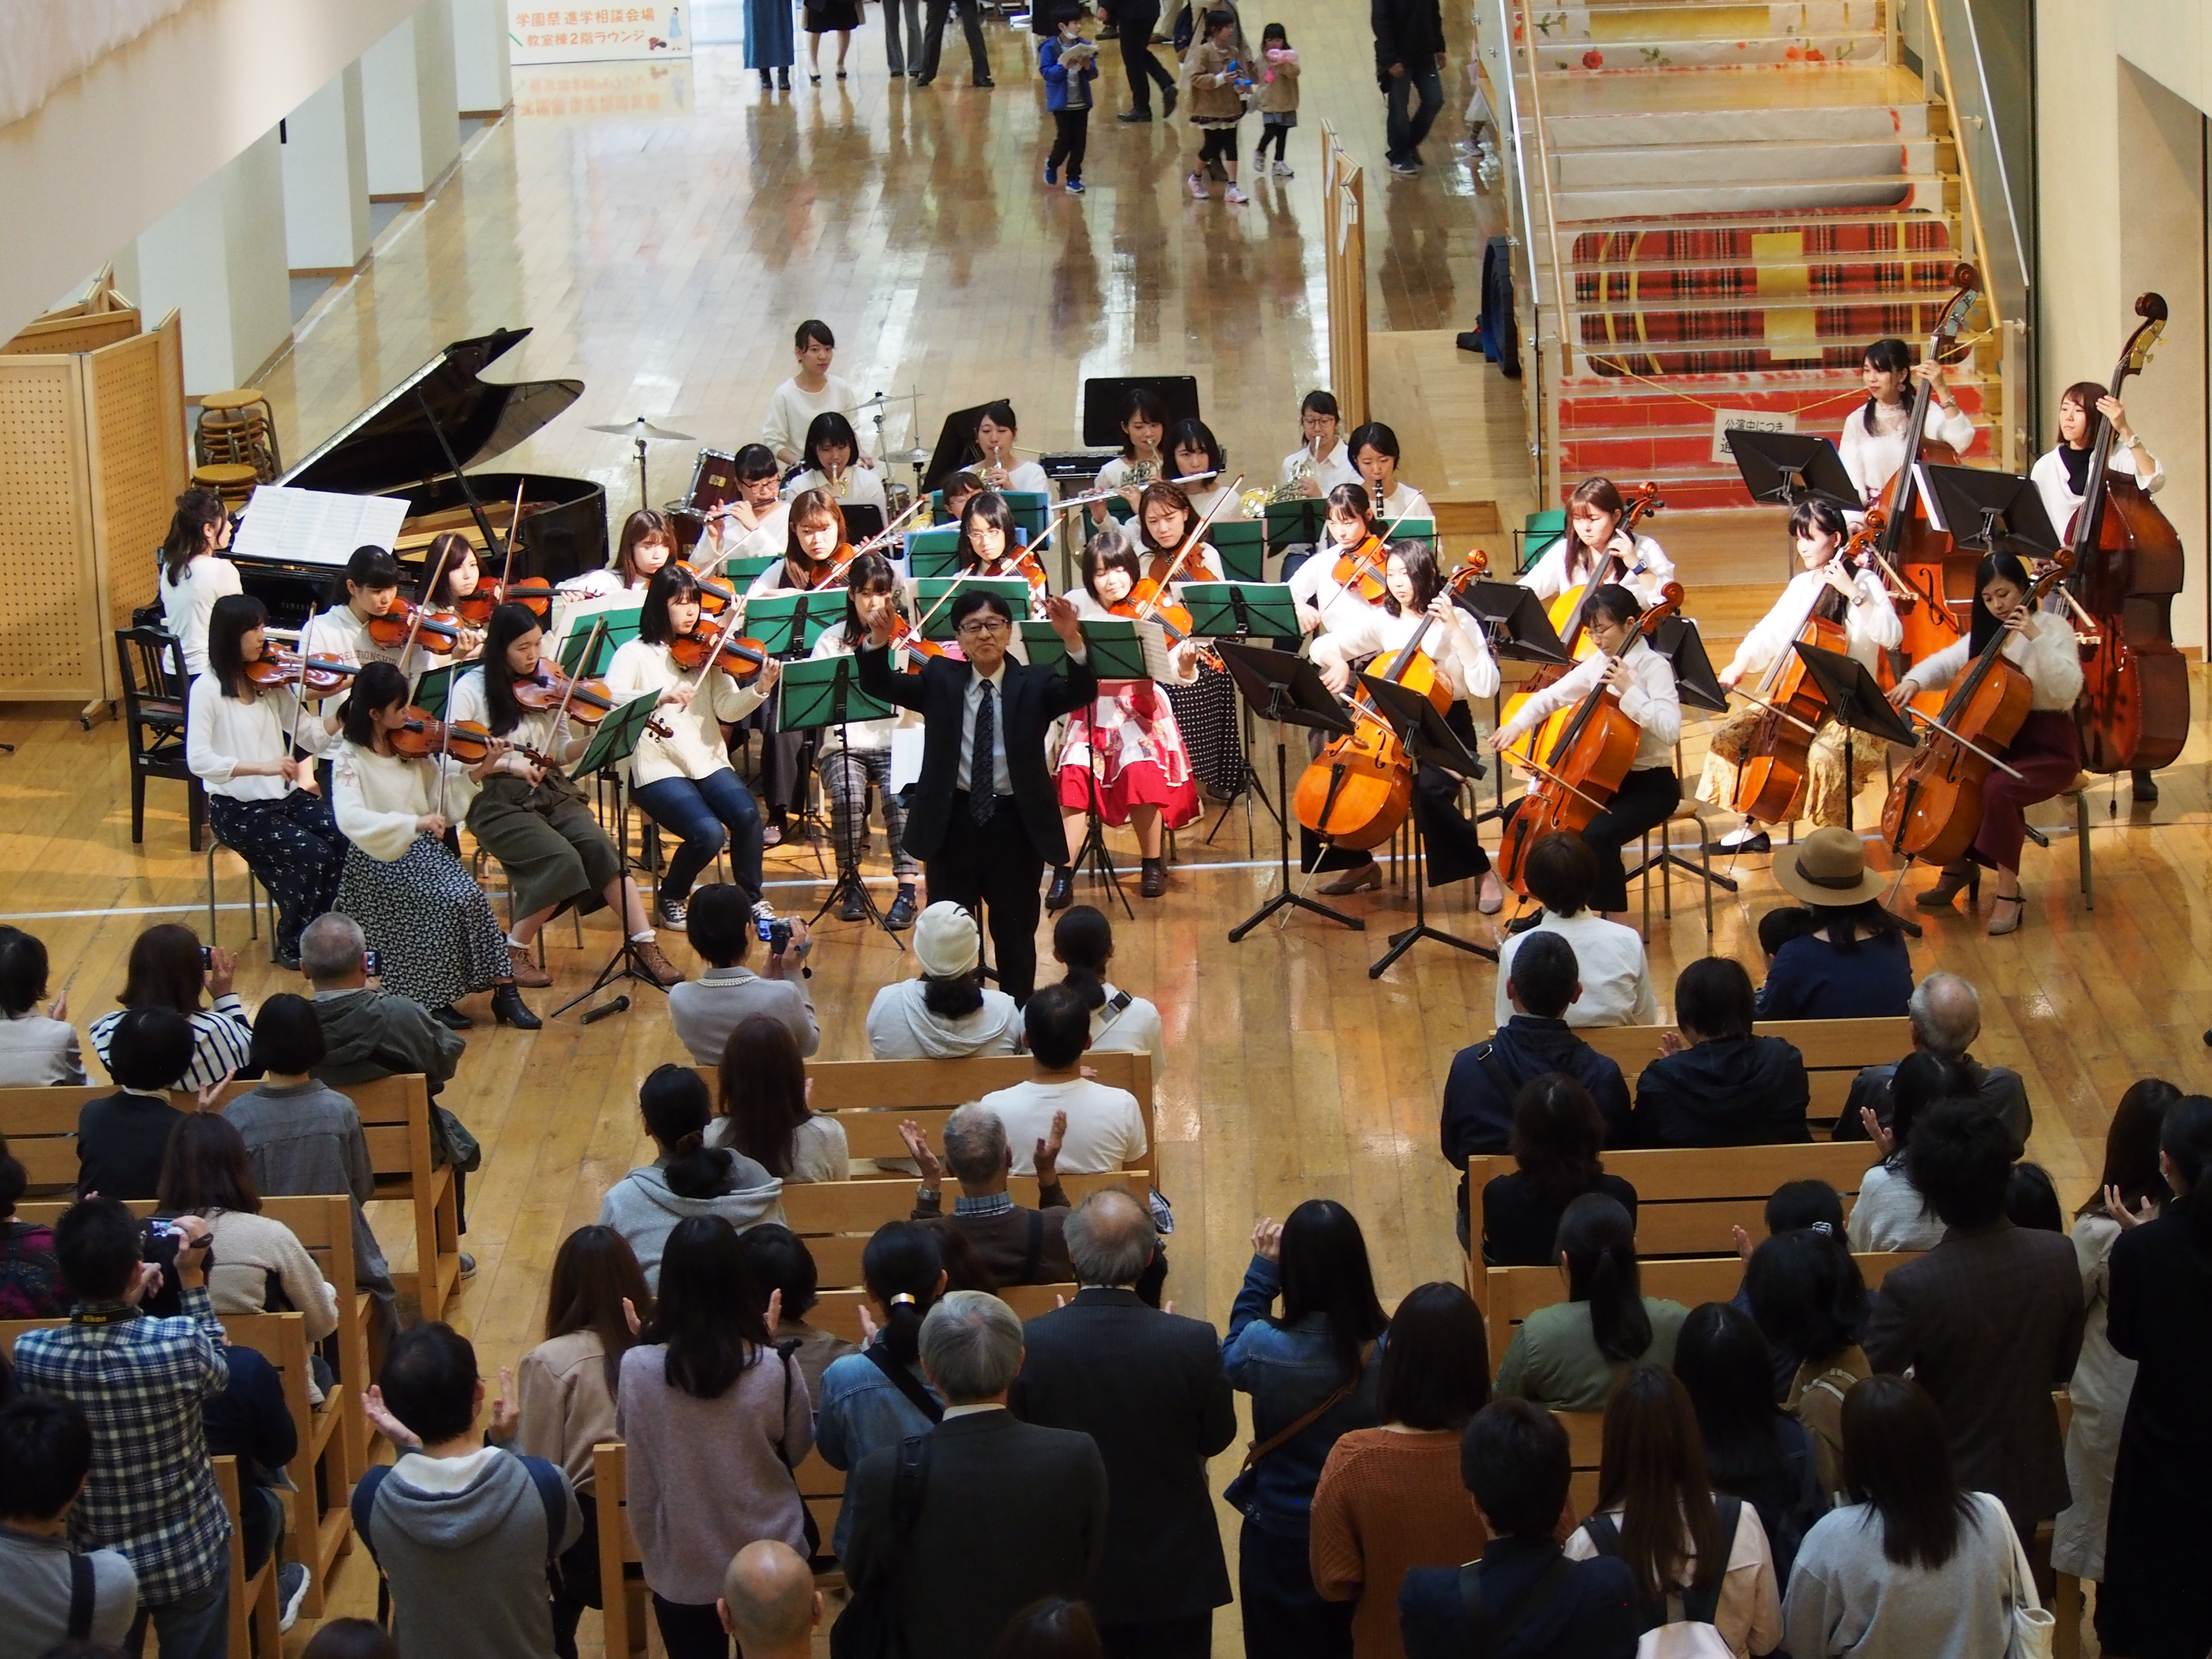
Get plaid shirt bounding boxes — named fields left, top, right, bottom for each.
left=14, top=1290, right=232, bottom=1604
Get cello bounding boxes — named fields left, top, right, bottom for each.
left=1293, top=555, right=1490, bottom=853
left=1875, top=264, right=1980, bottom=694
left=2067, top=292, right=2188, bottom=776
left=1497, top=583, right=1686, bottom=893
left=1879, top=550, right=2075, bottom=869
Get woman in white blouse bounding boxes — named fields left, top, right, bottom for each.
left=784, top=412, right=890, bottom=519
left=331, top=658, right=535, bottom=1027
left=1518, top=476, right=1676, bottom=613
left=809, top=553, right=920, bottom=928
left=557, top=508, right=678, bottom=602
left=1491, top=583, right=1682, bottom=922
left=187, top=595, right=347, bottom=968
left=1311, top=542, right=1504, bottom=910
left=763, top=319, right=874, bottom=469
left=1888, top=551, right=2084, bottom=934
left=606, top=564, right=775, bottom=926
left=1088, top=387, right=1171, bottom=525
left=694, top=446, right=792, bottom=576
left=1837, top=337, right=1974, bottom=506
left=1699, top=499, right=1902, bottom=853
left=1279, top=390, right=1361, bottom=498
left=969, top=400, right=1052, bottom=498
left=157, top=487, right=241, bottom=679
left=1346, top=421, right=1432, bottom=525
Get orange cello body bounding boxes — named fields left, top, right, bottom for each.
left=1498, top=583, right=1685, bottom=894
left=1727, top=612, right=1847, bottom=825
left=1293, top=557, right=1486, bottom=853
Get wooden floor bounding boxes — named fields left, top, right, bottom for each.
left=10, top=6, right=2205, bottom=1651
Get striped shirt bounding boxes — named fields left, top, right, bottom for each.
left=89, top=998, right=254, bottom=1093
left=14, top=1292, right=233, bottom=1605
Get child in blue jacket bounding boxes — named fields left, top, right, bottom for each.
left=1040, top=6, right=1100, bottom=193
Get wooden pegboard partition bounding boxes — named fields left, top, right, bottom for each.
left=1320, top=122, right=1370, bottom=428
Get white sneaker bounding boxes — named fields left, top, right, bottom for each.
left=1187, top=172, right=1208, bottom=200
left=752, top=898, right=778, bottom=924
left=1225, top=185, right=1249, bottom=204
left=1272, top=159, right=1293, bottom=177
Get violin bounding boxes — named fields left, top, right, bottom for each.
left=675, top=560, right=740, bottom=616
left=365, top=600, right=468, bottom=657
left=1498, top=583, right=1687, bottom=894
left=1330, top=534, right=1390, bottom=604
left=1880, top=552, right=2076, bottom=869
left=670, top=622, right=774, bottom=682
left=806, top=545, right=861, bottom=590
left=389, top=712, right=513, bottom=766
left=1293, top=555, right=1490, bottom=852
left=451, top=576, right=553, bottom=626
left=1875, top=264, right=1981, bottom=686
left=1103, top=592, right=1215, bottom=670
left=2066, top=291, right=2188, bottom=776
left=243, top=647, right=358, bottom=697
left=1126, top=478, right=1241, bottom=663
left=886, top=613, right=951, bottom=672
left=511, top=665, right=619, bottom=724
left=974, top=541, right=1052, bottom=604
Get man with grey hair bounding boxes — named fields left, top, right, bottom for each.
left=716, top=1540, right=819, bottom=1659
left=1839, top=970, right=2032, bottom=1152
left=901, top=1104, right=1074, bottom=1285
left=840, top=1290, right=1106, bottom=1658
left=1010, top=1190, right=1237, bottom=1659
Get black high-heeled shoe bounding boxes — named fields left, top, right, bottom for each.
left=491, top=983, right=541, bottom=1030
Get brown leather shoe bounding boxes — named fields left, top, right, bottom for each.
left=506, top=942, right=552, bottom=988
left=633, top=938, right=685, bottom=988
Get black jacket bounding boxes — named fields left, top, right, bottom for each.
left=1371, top=0, right=1443, bottom=81
left=1838, top=1054, right=2032, bottom=1153
left=76, top=1091, right=189, bottom=1201
left=1480, top=1172, right=1639, bottom=1267
left=202, top=1345, right=299, bottom=1483
left=1010, top=1287, right=1238, bottom=1623
left=1441, top=1017, right=1631, bottom=1195
left=1399, top=1537, right=1638, bottom=1659
left=857, top=644, right=1098, bottom=867
left=1629, top=1034, right=1811, bottom=1148
left=843, top=1408, right=1107, bottom=1657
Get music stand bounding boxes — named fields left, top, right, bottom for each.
left=911, top=578, right=1034, bottom=642
left=778, top=656, right=907, bottom=946
left=1458, top=580, right=1572, bottom=828
left=1621, top=615, right=1740, bottom=899
left=839, top=503, right=887, bottom=544
left=1923, top=465, right=2064, bottom=561
left=1183, top=582, right=1303, bottom=851
left=1023, top=621, right=1144, bottom=917
left=553, top=692, right=671, bottom=1024
left=1726, top=431, right=1861, bottom=511
left=1355, top=674, right=1498, bottom=975
left=1216, top=641, right=1365, bottom=941
left=1081, top=376, right=1201, bottom=446
left=920, top=403, right=996, bottom=496
left=1791, top=642, right=1915, bottom=831
left=744, top=591, right=843, bottom=657
left=1262, top=498, right=1329, bottom=565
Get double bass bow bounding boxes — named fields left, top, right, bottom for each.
left=2065, top=291, right=2188, bottom=776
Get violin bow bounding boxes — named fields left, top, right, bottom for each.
left=545, top=618, right=609, bottom=767
left=398, top=542, right=454, bottom=699
left=1133, top=473, right=1244, bottom=625
left=496, top=481, right=527, bottom=598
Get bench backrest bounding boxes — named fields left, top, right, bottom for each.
left=782, top=1171, right=1145, bottom=1288
left=1579, top=1017, right=1910, bottom=1126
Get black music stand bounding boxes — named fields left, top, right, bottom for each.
left=779, top=657, right=907, bottom=946
left=1726, top=431, right=1861, bottom=512
left=920, top=403, right=998, bottom=495
left=1621, top=616, right=1740, bottom=898
left=1458, top=580, right=1572, bottom=828
left=1081, top=376, right=1201, bottom=446
left=1355, top=674, right=1497, bottom=975
left=553, top=692, right=669, bottom=1024
left=1216, top=641, right=1365, bottom=941
left=1184, top=582, right=1302, bottom=852
left=1024, top=622, right=1139, bottom=918
left=1791, top=642, right=1916, bottom=833
left=839, top=503, right=887, bottom=544
left=1923, top=464, right=2064, bottom=562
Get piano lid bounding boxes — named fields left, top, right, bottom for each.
left=280, top=327, right=585, bottom=497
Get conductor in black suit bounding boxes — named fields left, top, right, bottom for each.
left=858, top=588, right=1097, bottom=1003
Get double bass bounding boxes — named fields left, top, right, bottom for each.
left=1497, top=583, right=1686, bottom=893
left=1875, top=264, right=1981, bottom=695
left=2068, top=292, right=2188, bottom=776
left=1293, top=555, right=1490, bottom=853
left=1879, top=551, right=2075, bottom=868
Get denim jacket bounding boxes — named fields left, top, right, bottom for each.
left=1220, top=1255, right=1382, bottom=1536
left=814, top=1340, right=942, bottom=1558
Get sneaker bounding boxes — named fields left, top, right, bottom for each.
left=1187, top=172, right=1208, bottom=200
left=1065, top=178, right=1085, bottom=193
left=753, top=898, right=778, bottom=925
left=459, top=1252, right=478, bottom=1278
left=1388, top=156, right=1418, bottom=175
left=278, top=1563, right=312, bottom=1631
left=1224, top=185, right=1249, bottom=204
left=1272, top=159, right=1293, bottom=177
left=654, top=894, right=688, bottom=929
left=1044, top=160, right=1059, bottom=185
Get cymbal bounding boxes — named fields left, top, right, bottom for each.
left=888, top=447, right=932, bottom=466
left=587, top=417, right=696, bottom=442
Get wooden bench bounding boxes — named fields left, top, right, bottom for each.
left=1578, top=1016, right=1912, bottom=1130
left=216, top=1455, right=282, bottom=1659
left=0, top=1071, right=460, bottom=1323
left=694, top=1051, right=1156, bottom=1168
left=781, top=1171, right=1147, bottom=1289
left=809, top=1279, right=1074, bottom=1344
left=1480, top=1252, right=1916, bottom=1371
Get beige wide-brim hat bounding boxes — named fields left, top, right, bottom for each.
left=1771, top=827, right=1893, bottom=907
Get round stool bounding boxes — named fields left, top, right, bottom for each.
left=192, top=463, right=261, bottom=511
left=195, top=389, right=281, bottom=480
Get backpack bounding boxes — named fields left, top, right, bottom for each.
left=1576, top=1497, right=1743, bottom=1659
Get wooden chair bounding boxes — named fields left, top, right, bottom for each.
left=113, top=626, right=204, bottom=849
left=216, top=1455, right=282, bottom=1659
left=781, top=1170, right=1145, bottom=1289
left=592, top=1443, right=653, bottom=1659
left=1578, top=1016, right=1914, bottom=1133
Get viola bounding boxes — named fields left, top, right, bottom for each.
left=365, top=601, right=467, bottom=656
left=1875, top=264, right=1981, bottom=690
left=1330, top=534, right=1390, bottom=604
left=243, top=648, right=357, bottom=697
left=1498, top=583, right=1687, bottom=894
left=2066, top=291, right=2188, bottom=776
left=1293, top=556, right=1490, bottom=853
left=1880, top=552, right=2076, bottom=868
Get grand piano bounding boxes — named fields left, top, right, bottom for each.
left=240, top=327, right=608, bottom=625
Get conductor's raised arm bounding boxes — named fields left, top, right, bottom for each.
left=1041, top=592, right=1098, bottom=718
left=855, top=637, right=927, bottom=711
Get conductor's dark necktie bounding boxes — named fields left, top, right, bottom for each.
left=970, top=680, right=997, bottom=823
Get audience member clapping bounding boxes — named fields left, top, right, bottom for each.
left=1742, top=1228, right=1870, bottom=1499
left=1495, top=1193, right=1689, bottom=1411
left=1223, top=1201, right=1389, bottom=1657
left=1631, top=959, right=1810, bottom=1147
left=1311, top=1281, right=1492, bottom=1659
left=1053, top=905, right=1166, bottom=1076
left=0, top=1394, right=139, bottom=1651
left=1844, top=1051, right=1960, bottom=1252
left=816, top=1222, right=947, bottom=1559
left=89, top=924, right=252, bottom=1092
left=617, top=1216, right=814, bottom=1658
left=1011, top=1190, right=1236, bottom=1658
left=1671, top=1302, right=1824, bottom=1585
left=866, top=902, right=1023, bottom=1058
left=74, top=1008, right=194, bottom=1200
left=0, top=926, right=85, bottom=1085
left=903, top=1106, right=1075, bottom=1286
left=668, top=884, right=819, bottom=1064
left=977, top=985, right=1147, bottom=1176
left=738, top=1223, right=857, bottom=1400
left=713, top=1015, right=848, bottom=1183
left=1492, top=832, right=1659, bottom=1028
left=0, top=1134, right=64, bottom=1317
left=597, top=1065, right=781, bottom=1290
left=1837, top=971, right=2032, bottom=1150
left=1782, top=1374, right=2039, bottom=1658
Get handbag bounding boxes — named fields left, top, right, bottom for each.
left=829, top=1434, right=933, bottom=1659
left=1222, top=1341, right=1372, bottom=1513
left=2004, top=1506, right=2055, bottom=1659
left=770, top=1346, right=824, bottom=1560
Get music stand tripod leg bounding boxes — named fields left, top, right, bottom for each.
left=553, top=788, right=661, bottom=1023
left=1367, top=810, right=1498, bottom=976
left=1226, top=733, right=1366, bottom=940
left=810, top=732, right=905, bottom=948
left=1073, top=756, right=1135, bottom=920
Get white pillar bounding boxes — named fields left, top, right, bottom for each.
left=451, top=0, right=513, bottom=116
left=361, top=0, right=461, bottom=199
left=282, top=64, right=373, bottom=275
left=133, top=129, right=293, bottom=393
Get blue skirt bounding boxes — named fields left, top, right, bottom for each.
left=746, top=0, right=796, bottom=66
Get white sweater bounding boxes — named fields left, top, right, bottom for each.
left=605, top=639, right=766, bottom=786
left=160, top=554, right=242, bottom=679
left=1722, top=567, right=1901, bottom=683
left=1904, top=611, right=2083, bottom=712
left=785, top=466, right=889, bottom=516
left=332, top=742, right=476, bottom=862
left=2028, top=441, right=2163, bottom=547
left=1838, top=397, right=1975, bottom=505
left=203, top=1208, right=340, bottom=1342
left=1519, top=531, right=1675, bottom=611
left=448, top=671, right=593, bottom=768
left=764, top=374, right=867, bottom=462
left=187, top=676, right=336, bottom=802
left=1497, top=634, right=1681, bottom=771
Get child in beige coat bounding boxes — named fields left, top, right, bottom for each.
left=1184, top=9, right=1251, bottom=203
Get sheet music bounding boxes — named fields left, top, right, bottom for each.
left=233, top=487, right=410, bottom=567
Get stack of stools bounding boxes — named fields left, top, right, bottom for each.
left=191, top=463, right=260, bottom=512
left=195, top=389, right=283, bottom=482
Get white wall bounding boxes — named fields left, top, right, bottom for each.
left=450, top=0, right=513, bottom=114
left=0, top=0, right=426, bottom=338
left=281, top=63, right=372, bottom=273
left=361, top=0, right=461, bottom=197
left=2116, top=0, right=2212, bottom=117
left=2034, top=0, right=2124, bottom=443
left=135, top=128, right=293, bottom=392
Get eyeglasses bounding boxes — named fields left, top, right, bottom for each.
left=957, top=618, right=1011, bottom=637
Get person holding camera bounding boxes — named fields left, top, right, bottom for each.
left=667, top=884, right=817, bottom=1067
left=14, top=1200, right=234, bottom=1659
left=88, top=924, right=253, bottom=1094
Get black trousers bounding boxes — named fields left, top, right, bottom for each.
left=1102, top=1612, right=1214, bottom=1659
left=551, top=1492, right=602, bottom=1659
left=651, top=1594, right=728, bottom=1659
left=1050, top=108, right=1091, bottom=179
left=1575, top=764, right=1680, bottom=913
left=1238, top=1521, right=1353, bottom=1659
left=1414, top=702, right=1490, bottom=886
left=1117, top=0, right=1176, bottom=108
left=920, top=0, right=990, bottom=82
left=927, top=792, right=1045, bottom=1003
